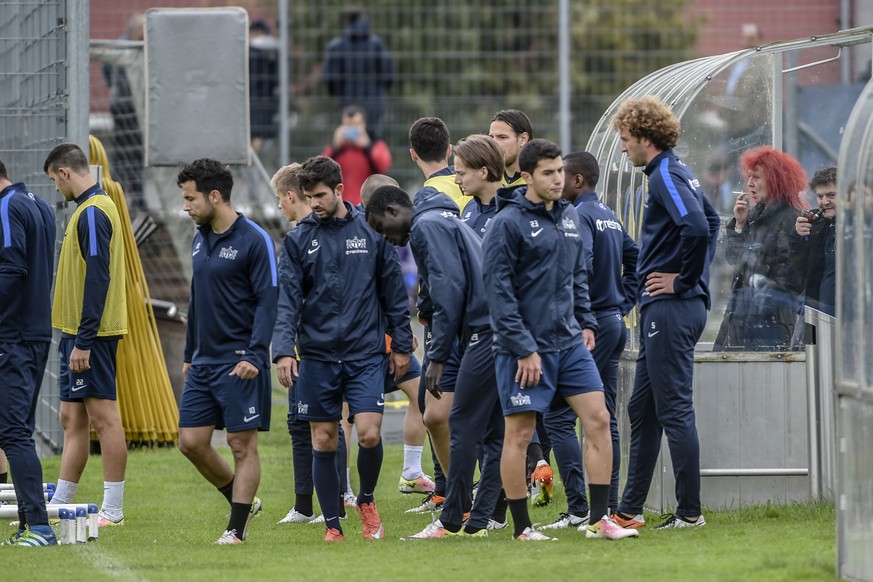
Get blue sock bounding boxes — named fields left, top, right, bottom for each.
left=312, top=449, right=342, bottom=532
left=356, top=439, right=383, bottom=505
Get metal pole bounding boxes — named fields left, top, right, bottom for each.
left=558, top=0, right=570, bottom=154
left=67, top=0, right=90, bottom=147
left=279, top=0, right=290, bottom=166
left=840, top=0, right=850, bottom=84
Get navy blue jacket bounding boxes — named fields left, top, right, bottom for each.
left=71, top=186, right=115, bottom=349
left=460, top=196, right=497, bottom=239
left=0, top=182, right=56, bottom=342
left=322, top=18, right=393, bottom=129
left=482, top=186, right=597, bottom=357
left=414, top=166, right=456, bottom=322
left=638, top=150, right=720, bottom=309
left=185, top=214, right=278, bottom=369
left=411, top=193, right=489, bottom=362
left=273, top=202, right=412, bottom=362
left=574, top=192, right=639, bottom=315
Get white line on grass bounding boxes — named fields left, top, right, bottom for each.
left=78, top=543, right=149, bottom=582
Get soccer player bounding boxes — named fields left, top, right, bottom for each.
left=540, top=151, right=639, bottom=531
left=359, top=174, right=433, bottom=497
left=403, top=117, right=469, bottom=515
left=488, top=110, right=555, bottom=505
left=367, top=145, right=503, bottom=541
left=44, top=143, right=129, bottom=528
left=0, top=159, right=57, bottom=546
left=488, top=109, right=533, bottom=188
left=456, top=135, right=501, bottom=237
left=274, top=155, right=413, bottom=542
left=176, top=158, right=278, bottom=545
left=610, top=96, right=719, bottom=530
left=482, top=139, right=637, bottom=541
left=271, top=163, right=351, bottom=524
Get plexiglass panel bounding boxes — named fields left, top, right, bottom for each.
left=836, top=78, right=873, bottom=391
left=588, top=31, right=869, bottom=353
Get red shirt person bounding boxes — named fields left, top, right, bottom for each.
left=321, top=106, right=391, bottom=207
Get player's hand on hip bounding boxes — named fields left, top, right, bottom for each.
left=645, top=271, right=679, bottom=297
left=182, top=362, right=191, bottom=379
left=276, top=356, right=297, bottom=387
left=230, top=360, right=259, bottom=380
left=516, top=352, right=541, bottom=389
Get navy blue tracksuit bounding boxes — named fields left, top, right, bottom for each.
left=618, top=150, right=719, bottom=519
left=409, top=191, right=503, bottom=530
left=0, top=182, right=56, bottom=528
left=545, top=191, right=639, bottom=514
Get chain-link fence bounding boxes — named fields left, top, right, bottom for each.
left=85, top=0, right=850, bottom=379
left=1, top=0, right=88, bottom=453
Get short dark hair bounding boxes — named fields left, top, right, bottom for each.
left=519, top=139, right=562, bottom=175
left=491, top=109, right=534, bottom=140
left=0, top=159, right=7, bottom=181
left=298, top=155, right=343, bottom=192
left=409, top=117, right=450, bottom=163
left=365, top=185, right=413, bottom=220
left=43, top=143, right=89, bottom=174
left=810, top=166, right=837, bottom=190
left=563, top=151, right=600, bottom=189
left=177, top=158, right=234, bottom=202
left=342, top=105, right=366, bottom=121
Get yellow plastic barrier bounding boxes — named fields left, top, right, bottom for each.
left=89, top=135, right=179, bottom=446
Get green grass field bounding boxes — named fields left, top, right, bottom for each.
left=2, top=404, right=836, bottom=581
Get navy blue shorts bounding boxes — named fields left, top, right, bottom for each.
left=384, top=353, right=422, bottom=394
left=295, top=354, right=386, bottom=422
left=59, top=337, right=118, bottom=402
left=495, top=342, right=603, bottom=415
left=179, top=362, right=271, bottom=432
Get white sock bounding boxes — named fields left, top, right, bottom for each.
left=101, top=481, right=125, bottom=520
left=345, top=468, right=353, bottom=494
left=401, top=445, right=424, bottom=480
left=50, top=479, right=78, bottom=504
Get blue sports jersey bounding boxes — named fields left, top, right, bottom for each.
left=0, top=182, right=56, bottom=342
left=637, top=150, right=720, bottom=309
left=483, top=186, right=597, bottom=357
left=574, top=191, right=639, bottom=315
left=185, top=213, right=278, bottom=369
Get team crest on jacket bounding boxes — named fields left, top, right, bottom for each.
left=562, top=216, right=577, bottom=230
left=219, top=246, right=238, bottom=260
left=346, top=236, right=369, bottom=255
left=440, top=211, right=455, bottom=219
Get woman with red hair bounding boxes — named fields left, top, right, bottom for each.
left=715, top=146, right=809, bottom=350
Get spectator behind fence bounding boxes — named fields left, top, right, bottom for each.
left=790, top=166, right=837, bottom=317
left=321, top=106, right=392, bottom=207
left=102, top=12, right=145, bottom=211
left=714, top=147, right=808, bottom=351
left=249, top=20, right=280, bottom=149
left=322, top=7, right=394, bottom=140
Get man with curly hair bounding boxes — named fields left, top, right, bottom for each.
left=609, top=97, right=720, bottom=530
